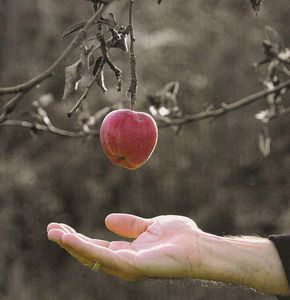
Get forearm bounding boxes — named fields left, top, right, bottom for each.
left=196, top=232, right=290, bottom=296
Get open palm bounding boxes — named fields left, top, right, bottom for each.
left=47, top=214, right=201, bottom=281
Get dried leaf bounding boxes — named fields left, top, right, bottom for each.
left=278, top=49, right=290, bottom=63
left=265, top=26, right=284, bottom=52
left=148, top=82, right=183, bottom=133
left=107, top=35, right=128, bottom=52
left=92, top=56, right=107, bottom=93
left=76, top=74, right=94, bottom=92
left=155, top=81, right=180, bottom=111
left=79, top=46, right=91, bottom=75
left=149, top=105, right=158, bottom=116
left=163, top=81, right=180, bottom=97
left=62, top=46, right=90, bottom=99
left=61, top=21, right=86, bottom=40
left=255, top=109, right=270, bottom=123
left=108, top=13, right=117, bottom=26
left=250, top=0, right=263, bottom=15
left=88, top=0, right=104, bottom=12
left=258, top=129, right=271, bottom=157
left=62, top=61, right=83, bottom=99
left=96, top=70, right=107, bottom=94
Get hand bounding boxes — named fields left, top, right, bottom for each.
left=47, top=213, right=290, bottom=295
left=47, top=214, right=202, bottom=281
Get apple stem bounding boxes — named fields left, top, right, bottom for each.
left=128, top=0, right=138, bottom=110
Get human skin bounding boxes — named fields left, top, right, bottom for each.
left=47, top=214, right=290, bottom=296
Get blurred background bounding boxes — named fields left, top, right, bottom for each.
left=0, top=0, right=290, bottom=299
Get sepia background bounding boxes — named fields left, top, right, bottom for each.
left=0, top=0, right=290, bottom=299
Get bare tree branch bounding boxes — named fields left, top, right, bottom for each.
left=0, top=2, right=113, bottom=96
left=0, top=120, right=96, bottom=138
left=157, top=79, right=290, bottom=126
left=0, top=1, right=288, bottom=138
left=0, top=99, right=99, bottom=138
left=1, top=76, right=290, bottom=138
left=0, top=102, right=123, bottom=138
left=0, top=92, right=25, bottom=123
left=0, top=1, right=114, bottom=123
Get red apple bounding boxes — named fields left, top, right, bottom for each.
left=100, top=109, right=158, bottom=170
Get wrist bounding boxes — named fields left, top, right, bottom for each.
left=192, top=231, right=290, bottom=295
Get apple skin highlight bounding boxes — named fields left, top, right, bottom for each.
left=100, top=109, right=158, bottom=170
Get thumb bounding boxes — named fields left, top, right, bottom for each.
left=105, top=213, right=153, bottom=239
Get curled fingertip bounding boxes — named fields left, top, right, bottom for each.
left=105, top=213, right=127, bottom=229
left=47, top=228, right=65, bottom=244
left=104, top=213, right=115, bottom=225
left=47, top=222, right=60, bottom=232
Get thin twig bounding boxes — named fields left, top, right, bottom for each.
left=127, top=0, right=137, bottom=109
left=0, top=120, right=96, bottom=138
left=0, top=92, right=25, bottom=123
left=0, top=100, right=100, bottom=137
left=0, top=102, right=122, bottom=138
left=158, top=79, right=290, bottom=126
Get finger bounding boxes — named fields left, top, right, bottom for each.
left=61, top=233, right=120, bottom=269
left=47, top=223, right=75, bottom=234
left=49, top=231, right=139, bottom=278
left=48, top=229, right=94, bottom=267
left=75, top=233, right=131, bottom=251
left=60, top=223, right=76, bottom=233
left=47, top=223, right=64, bottom=233
left=48, top=223, right=110, bottom=247
left=47, top=228, right=65, bottom=246
left=59, top=234, right=139, bottom=279
left=76, top=233, right=110, bottom=248
left=105, top=214, right=153, bottom=239
left=63, top=244, right=92, bottom=267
